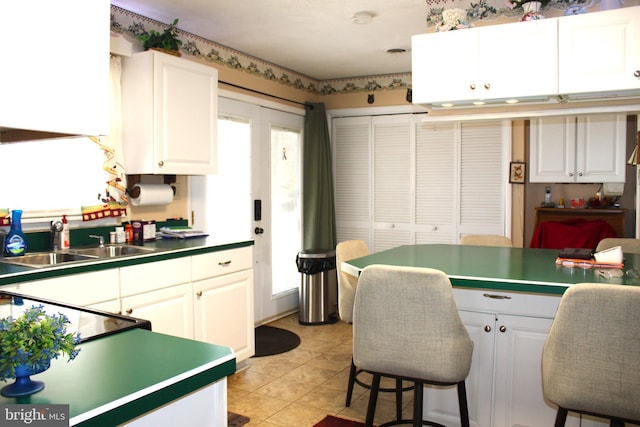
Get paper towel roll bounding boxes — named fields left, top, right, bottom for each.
left=130, top=184, right=174, bottom=206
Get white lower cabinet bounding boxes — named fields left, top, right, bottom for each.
left=423, top=289, right=608, bottom=427
left=192, top=247, right=255, bottom=362
left=193, top=270, right=254, bottom=362
left=121, top=284, right=194, bottom=339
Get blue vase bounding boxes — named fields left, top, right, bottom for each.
left=0, top=362, right=49, bottom=397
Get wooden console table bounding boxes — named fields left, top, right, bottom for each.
left=534, top=208, right=627, bottom=237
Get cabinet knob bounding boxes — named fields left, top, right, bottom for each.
left=578, top=172, right=583, bottom=176
left=433, top=225, right=438, bottom=231
left=196, top=291, right=203, bottom=297
left=470, top=83, right=476, bottom=90
left=126, top=308, right=133, bottom=315
left=499, top=325, right=507, bottom=333
left=484, top=325, right=492, bottom=333
left=158, top=160, right=165, bottom=167
left=568, top=172, right=574, bottom=177
left=634, top=70, right=640, bottom=78
left=484, top=82, right=490, bottom=90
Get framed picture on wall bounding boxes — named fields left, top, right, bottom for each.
left=509, top=162, right=525, bottom=184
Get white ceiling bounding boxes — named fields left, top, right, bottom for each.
left=111, top=0, right=427, bottom=80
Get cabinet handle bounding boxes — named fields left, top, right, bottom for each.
left=484, top=82, right=490, bottom=90
left=578, top=172, right=583, bottom=176
left=196, top=291, right=203, bottom=297
left=483, top=293, right=512, bottom=300
left=218, top=260, right=232, bottom=266
left=484, top=325, right=492, bottom=333
left=470, top=83, right=476, bottom=90
left=158, top=160, right=164, bottom=167
left=634, top=70, right=640, bottom=79
left=126, top=308, right=133, bottom=315
left=499, top=325, right=507, bottom=333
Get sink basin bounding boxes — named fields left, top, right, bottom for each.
left=0, top=252, right=98, bottom=268
left=70, top=245, right=156, bottom=258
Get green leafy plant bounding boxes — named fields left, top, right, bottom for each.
left=137, top=18, right=183, bottom=52
left=0, top=305, right=81, bottom=381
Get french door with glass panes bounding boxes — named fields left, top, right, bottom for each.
left=191, top=96, right=304, bottom=324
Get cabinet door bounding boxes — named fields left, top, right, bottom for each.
left=122, top=50, right=218, bottom=175
left=530, top=117, right=577, bottom=183
left=0, top=1, right=109, bottom=135
left=411, top=29, right=479, bottom=105
left=121, top=284, right=194, bottom=339
left=153, top=53, right=218, bottom=174
left=423, top=310, right=495, bottom=427
left=559, top=7, right=640, bottom=96
left=576, top=114, right=626, bottom=183
left=480, top=19, right=558, bottom=101
left=193, top=270, right=254, bottom=362
left=492, top=313, right=556, bottom=427
left=415, top=122, right=457, bottom=244
left=372, top=116, right=413, bottom=251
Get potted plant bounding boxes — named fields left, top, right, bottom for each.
left=0, top=304, right=80, bottom=397
left=136, top=18, right=183, bottom=56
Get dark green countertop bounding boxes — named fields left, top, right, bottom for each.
left=344, top=244, right=640, bottom=295
left=0, top=329, right=236, bottom=426
left=0, top=238, right=254, bottom=286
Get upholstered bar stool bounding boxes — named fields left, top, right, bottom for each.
left=595, top=237, right=640, bottom=254
left=460, top=234, right=512, bottom=247
left=336, top=240, right=410, bottom=419
left=353, top=265, right=474, bottom=427
left=542, top=283, right=640, bottom=427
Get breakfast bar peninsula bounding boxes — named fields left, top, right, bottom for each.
left=343, top=244, right=635, bottom=427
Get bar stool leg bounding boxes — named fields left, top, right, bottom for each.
left=345, top=358, right=357, bottom=407
left=456, top=381, right=470, bottom=427
left=365, top=374, right=381, bottom=427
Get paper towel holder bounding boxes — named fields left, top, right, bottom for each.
left=126, top=174, right=177, bottom=199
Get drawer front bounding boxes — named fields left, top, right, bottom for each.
left=120, top=256, right=191, bottom=297
left=453, top=287, right=561, bottom=318
left=18, top=269, right=120, bottom=307
left=192, top=247, right=252, bottom=281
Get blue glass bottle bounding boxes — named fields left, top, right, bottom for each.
left=5, top=209, right=26, bottom=257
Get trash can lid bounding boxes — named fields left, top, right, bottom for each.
left=297, top=249, right=336, bottom=258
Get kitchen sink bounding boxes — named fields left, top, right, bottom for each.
left=0, top=252, right=98, bottom=268
left=70, top=245, right=156, bottom=258
left=0, top=245, right=157, bottom=268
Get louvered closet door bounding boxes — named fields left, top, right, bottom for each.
left=458, top=121, right=508, bottom=237
left=372, top=116, right=413, bottom=251
left=415, top=122, right=457, bottom=244
left=333, top=116, right=371, bottom=247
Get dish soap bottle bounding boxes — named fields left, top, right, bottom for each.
left=61, top=214, right=70, bottom=249
left=5, top=209, right=26, bottom=257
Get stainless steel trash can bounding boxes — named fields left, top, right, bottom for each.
left=296, top=249, right=338, bottom=325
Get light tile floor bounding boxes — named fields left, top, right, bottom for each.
left=227, top=314, right=414, bottom=427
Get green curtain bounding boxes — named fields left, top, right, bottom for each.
left=302, top=102, right=337, bottom=251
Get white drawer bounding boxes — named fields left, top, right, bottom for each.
left=18, top=269, right=120, bottom=307
left=192, top=247, right=252, bottom=281
left=453, top=287, right=561, bottom=319
left=120, top=257, right=191, bottom=297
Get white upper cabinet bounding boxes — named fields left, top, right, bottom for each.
left=530, top=114, right=626, bottom=183
left=412, top=19, right=558, bottom=106
left=121, top=50, right=218, bottom=175
left=559, top=6, right=640, bottom=97
left=0, top=0, right=110, bottom=136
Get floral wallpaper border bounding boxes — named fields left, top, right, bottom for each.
left=111, top=6, right=411, bottom=96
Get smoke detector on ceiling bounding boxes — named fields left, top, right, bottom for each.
left=351, top=11, right=374, bottom=25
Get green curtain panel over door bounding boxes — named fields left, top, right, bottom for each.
left=302, top=103, right=337, bottom=250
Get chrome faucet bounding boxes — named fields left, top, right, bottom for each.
left=89, top=235, right=105, bottom=247
left=50, top=220, right=63, bottom=251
